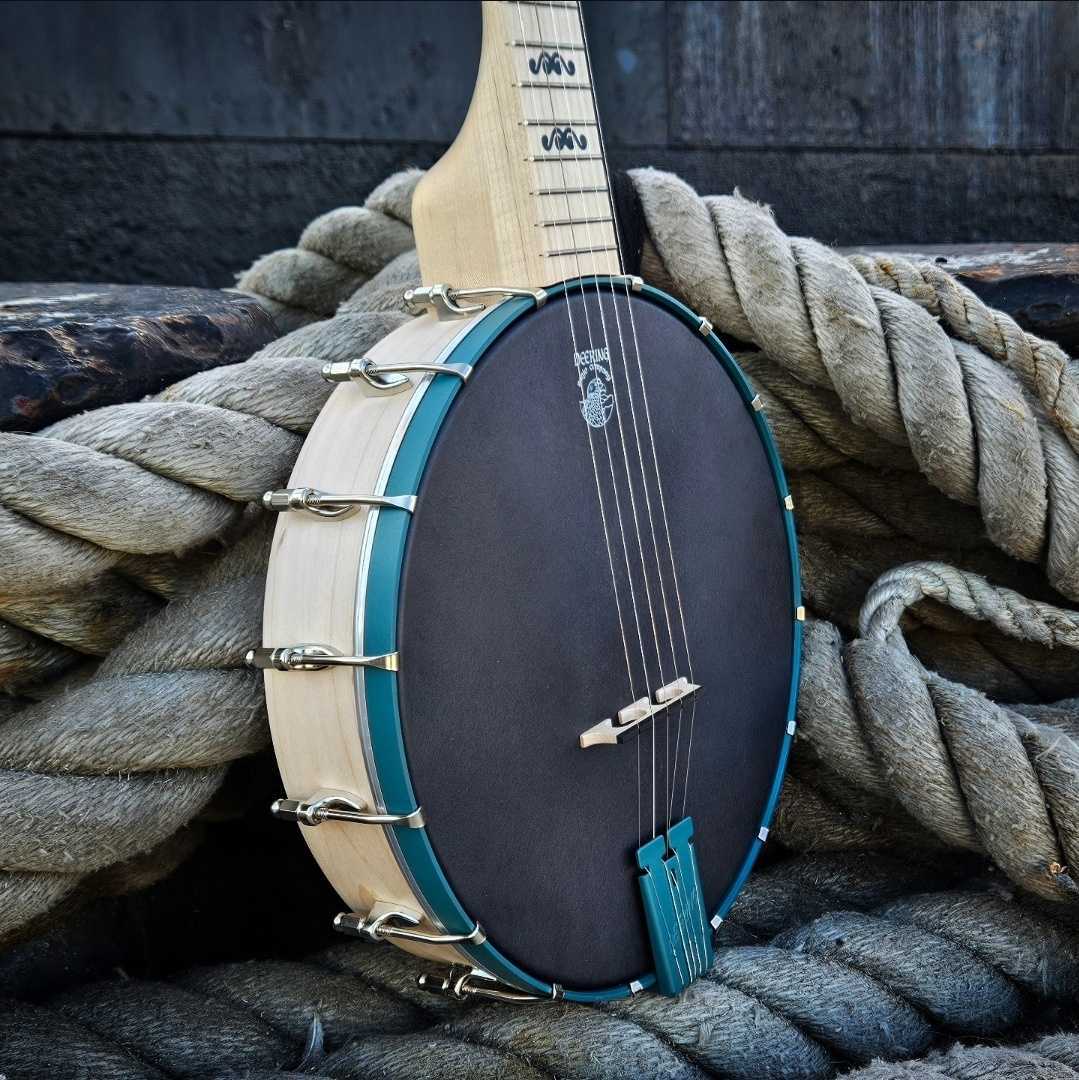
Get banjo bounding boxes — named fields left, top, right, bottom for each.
left=250, top=0, right=801, bottom=1003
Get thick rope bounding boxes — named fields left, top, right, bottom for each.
left=0, top=547, right=1073, bottom=943
left=2, top=854, right=1076, bottom=1080
left=841, top=1033, right=1079, bottom=1079
left=0, top=172, right=1074, bottom=987
left=633, top=169, right=1079, bottom=601
left=0, top=168, right=1071, bottom=937
left=849, top=250, right=1079, bottom=457
left=3, top=169, right=1077, bottom=696
left=795, top=563, right=1079, bottom=901
left=0, top=171, right=421, bottom=695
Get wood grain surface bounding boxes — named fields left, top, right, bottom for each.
left=0, top=282, right=278, bottom=431
left=1, top=1, right=1075, bottom=288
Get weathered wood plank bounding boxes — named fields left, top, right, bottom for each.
left=584, top=1, right=669, bottom=147
left=607, top=145, right=1079, bottom=247
left=0, top=283, right=278, bottom=431
left=0, top=1, right=667, bottom=149
left=0, top=0, right=482, bottom=142
left=669, top=0, right=1078, bottom=150
left=4, top=137, right=1078, bottom=293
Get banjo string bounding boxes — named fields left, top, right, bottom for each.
left=515, top=0, right=650, bottom=837
left=574, top=2, right=700, bottom=826
left=551, top=0, right=673, bottom=842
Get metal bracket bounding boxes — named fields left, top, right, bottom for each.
left=418, top=965, right=563, bottom=1004
left=271, top=794, right=425, bottom=829
left=245, top=643, right=399, bottom=672
left=404, top=283, right=548, bottom=321
left=262, top=487, right=416, bottom=518
left=334, top=910, right=486, bottom=947
left=321, top=356, right=473, bottom=393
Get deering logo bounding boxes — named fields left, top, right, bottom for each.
left=575, top=346, right=614, bottom=428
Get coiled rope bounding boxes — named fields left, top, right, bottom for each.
left=2, top=853, right=1077, bottom=1079
left=0, top=169, right=1077, bottom=1074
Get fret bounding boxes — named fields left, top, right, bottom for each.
left=512, top=1, right=579, bottom=8
left=508, top=39, right=585, bottom=49
left=514, top=80, right=591, bottom=90
left=520, top=118, right=597, bottom=127
left=498, top=0, right=622, bottom=282
left=527, top=153, right=604, bottom=162
left=537, top=216, right=614, bottom=228
left=530, top=156, right=608, bottom=190
left=544, top=245, right=619, bottom=259
left=532, top=186, right=609, bottom=196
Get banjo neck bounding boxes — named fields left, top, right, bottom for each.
left=412, top=0, right=622, bottom=291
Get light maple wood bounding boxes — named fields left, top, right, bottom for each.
left=263, top=314, right=480, bottom=967
left=413, top=0, right=621, bottom=290
left=264, top=0, right=626, bottom=981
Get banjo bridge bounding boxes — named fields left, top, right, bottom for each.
left=578, top=677, right=701, bottom=749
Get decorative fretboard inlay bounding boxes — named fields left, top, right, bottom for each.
left=504, top=0, right=621, bottom=278
left=529, top=49, right=576, bottom=75
left=541, top=126, right=588, bottom=151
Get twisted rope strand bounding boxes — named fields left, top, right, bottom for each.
left=2, top=867, right=1075, bottom=1080
left=632, top=168, right=1079, bottom=600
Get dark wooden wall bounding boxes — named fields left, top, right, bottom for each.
left=2, top=1, right=1076, bottom=289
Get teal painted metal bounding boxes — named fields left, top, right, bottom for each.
left=359, top=278, right=802, bottom=1001
left=637, top=816, right=715, bottom=996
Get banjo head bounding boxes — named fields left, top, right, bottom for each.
left=351, top=280, right=800, bottom=997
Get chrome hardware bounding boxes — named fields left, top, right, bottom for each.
left=758, top=826, right=770, bottom=842
left=404, top=283, right=548, bottom=321
left=787, top=719, right=797, bottom=736
left=515, top=81, right=593, bottom=91
left=418, top=965, right=563, bottom=1004
left=698, top=317, right=714, bottom=337
left=628, top=275, right=644, bottom=292
left=271, top=794, right=424, bottom=829
left=580, top=676, right=702, bottom=749
left=520, top=118, right=598, bottom=128
left=784, top=494, right=795, bottom=511
left=544, top=244, right=618, bottom=258
left=508, top=37, right=584, bottom=49
left=796, top=606, right=806, bottom=622
left=710, top=913, right=723, bottom=930
left=750, top=394, right=765, bottom=412
left=334, top=910, right=486, bottom=947
left=537, top=215, right=614, bottom=228
left=533, top=185, right=609, bottom=196
left=321, top=356, right=472, bottom=393
left=245, top=644, right=399, bottom=672
left=261, top=487, right=416, bottom=517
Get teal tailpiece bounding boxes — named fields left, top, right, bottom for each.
left=636, top=816, right=714, bottom=996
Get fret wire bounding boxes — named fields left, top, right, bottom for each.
left=514, top=80, right=591, bottom=90
left=532, top=186, right=609, bottom=195
left=526, top=153, right=604, bottom=162
left=520, top=118, right=598, bottom=126
left=512, top=1, right=578, bottom=8
left=508, top=39, right=585, bottom=49
left=509, top=0, right=615, bottom=265
left=537, top=216, right=614, bottom=227
left=543, top=245, right=618, bottom=258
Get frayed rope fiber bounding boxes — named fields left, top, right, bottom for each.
left=0, top=168, right=1077, bottom=1076
left=3, top=854, right=1079, bottom=1079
